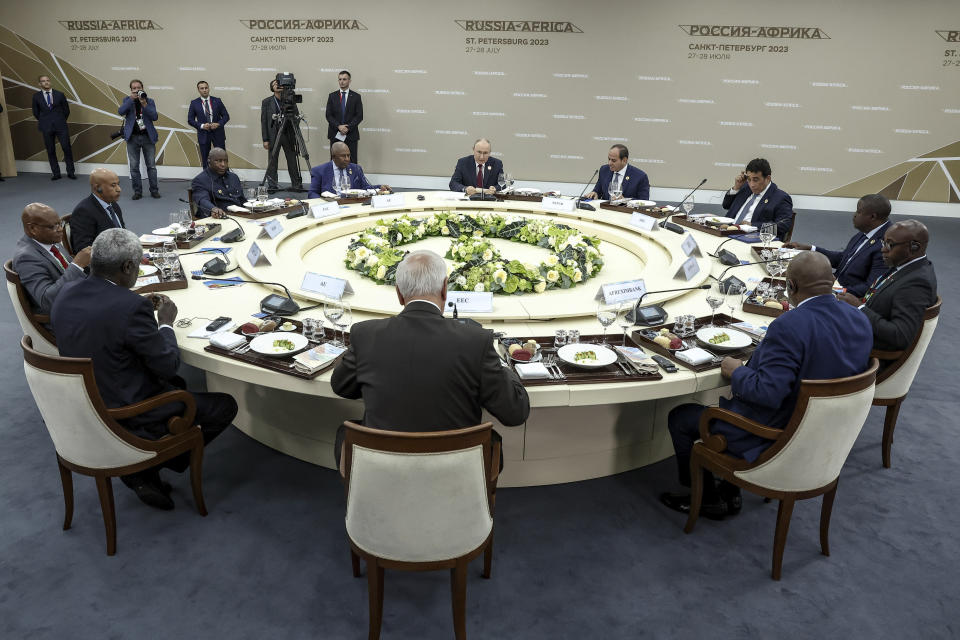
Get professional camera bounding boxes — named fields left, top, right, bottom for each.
left=274, top=72, right=302, bottom=114
left=110, top=129, right=124, bottom=140
left=137, top=90, right=148, bottom=100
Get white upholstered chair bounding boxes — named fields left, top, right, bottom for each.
left=60, top=213, right=74, bottom=256
left=5, top=260, right=58, bottom=356
left=871, top=296, right=941, bottom=468
left=684, top=359, right=879, bottom=580
left=341, top=421, right=499, bottom=640
left=20, top=335, right=208, bottom=555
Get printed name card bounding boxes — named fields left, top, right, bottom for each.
left=371, top=193, right=404, bottom=209
left=444, top=291, right=494, bottom=313
left=674, top=256, right=700, bottom=281
left=596, top=279, right=647, bottom=304
left=629, top=212, right=658, bottom=231
left=310, top=201, right=339, bottom=218
left=246, top=242, right=270, bottom=267
left=257, top=219, right=284, bottom=239
left=300, top=272, right=354, bottom=299
left=541, top=197, right=576, bottom=213
left=680, top=233, right=703, bottom=257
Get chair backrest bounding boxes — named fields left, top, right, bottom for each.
left=20, top=336, right=156, bottom=470
left=187, top=188, right=197, bottom=218
left=343, top=422, right=495, bottom=563
left=874, top=297, right=942, bottom=399
left=60, top=213, right=73, bottom=256
left=736, top=359, right=879, bottom=492
left=4, top=260, right=59, bottom=356
left=781, top=210, right=798, bottom=243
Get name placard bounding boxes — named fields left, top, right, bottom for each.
left=246, top=242, right=270, bottom=267
left=310, top=201, right=339, bottom=218
left=444, top=291, right=494, bottom=313
left=541, top=197, right=576, bottom=213
left=596, top=279, right=647, bottom=304
left=300, top=272, right=354, bottom=299
left=674, top=256, right=700, bottom=281
left=680, top=233, right=703, bottom=257
left=258, top=219, right=284, bottom=239
left=371, top=193, right=403, bottom=209
left=629, top=212, right=658, bottom=231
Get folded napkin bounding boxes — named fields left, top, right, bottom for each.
left=739, top=224, right=757, bottom=232
left=514, top=363, right=552, bottom=380
left=226, top=205, right=250, bottom=213
left=321, top=191, right=338, bottom=199
left=675, top=348, right=714, bottom=366
left=209, top=332, right=246, bottom=350
left=139, top=234, right=170, bottom=244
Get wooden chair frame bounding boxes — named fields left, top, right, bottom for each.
left=781, top=209, right=798, bottom=244
left=21, top=336, right=208, bottom=556
left=685, top=359, right=879, bottom=580
left=60, top=213, right=74, bottom=257
left=870, top=296, right=942, bottom=468
left=5, top=259, right=58, bottom=350
left=341, top=421, right=500, bottom=640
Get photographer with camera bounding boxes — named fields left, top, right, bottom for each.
left=118, top=79, right=160, bottom=200
left=260, top=76, right=304, bottom=193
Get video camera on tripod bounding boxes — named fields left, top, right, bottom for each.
left=273, top=72, right=302, bottom=117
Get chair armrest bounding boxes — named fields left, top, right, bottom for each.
left=870, top=348, right=903, bottom=362
left=698, top=407, right=783, bottom=451
left=107, top=390, right=197, bottom=434
left=489, top=440, right=501, bottom=485
left=34, top=314, right=50, bottom=324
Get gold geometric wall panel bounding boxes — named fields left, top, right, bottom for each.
left=826, top=141, right=960, bottom=204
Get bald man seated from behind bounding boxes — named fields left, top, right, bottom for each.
left=70, top=168, right=126, bottom=252
left=12, top=202, right=91, bottom=319
left=660, top=252, right=874, bottom=521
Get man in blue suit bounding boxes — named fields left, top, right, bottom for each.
left=585, top=144, right=650, bottom=201
left=118, top=79, right=160, bottom=200
left=449, top=138, right=504, bottom=195
left=785, top=193, right=891, bottom=297
left=661, top=252, right=873, bottom=519
left=31, top=75, right=75, bottom=181
left=722, top=158, right=793, bottom=240
left=308, top=141, right=390, bottom=198
left=187, top=80, right=230, bottom=169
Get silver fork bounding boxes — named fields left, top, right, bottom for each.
left=233, top=342, right=251, bottom=355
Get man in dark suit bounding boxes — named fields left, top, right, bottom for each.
left=331, top=249, right=530, bottom=466
left=70, top=168, right=126, bottom=253
left=449, top=138, right=504, bottom=195
left=585, top=144, right=650, bottom=201
left=260, top=78, right=303, bottom=192
left=190, top=148, right=241, bottom=218
left=325, top=70, right=363, bottom=164
left=13, top=203, right=90, bottom=318
left=52, top=229, right=237, bottom=510
left=785, top=194, right=891, bottom=297
left=722, top=158, right=793, bottom=240
left=187, top=80, right=230, bottom=169
left=661, top=252, right=873, bottom=519
left=31, top=75, right=75, bottom=181
left=118, top=79, right=160, bottom=199
left=839, top=220, right=937, bottom=353
left=308, top=142, right=390, bottom=198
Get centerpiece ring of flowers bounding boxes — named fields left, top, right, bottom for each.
left=344, top=212, right=604, bottom=294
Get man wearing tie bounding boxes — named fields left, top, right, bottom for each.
left=585, top=144, right=650, bottom=201
left=13, top=203, right=91, bottom=319
left=31, top=75, right=75, bottom=181
left=187, top=81, right=230, bottom=169
left=449, top=138, right=504, bottom=196
left=325, top=70, right=363, bottom=164
left=784, top=194, right=891, bottom=297
left=722, top=158, right=793, bottom=240
left=70, top=168, right=126, bottom=252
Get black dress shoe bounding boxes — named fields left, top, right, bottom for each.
left=150, top=192, right=161, bottom=199
left=67, top=174, right=77, bottom=180
left=127, top=480, right=174, bottom=510
left=51, top=175, right=62, bottom=181
left=659, top=492, right=732, bottom=521
left=132, top=193, right=142, bottom=200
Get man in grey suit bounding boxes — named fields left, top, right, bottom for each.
left=13, top=203, right=90, bottom=318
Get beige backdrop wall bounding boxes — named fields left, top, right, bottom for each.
left=1, top=0, right=958, bottom=202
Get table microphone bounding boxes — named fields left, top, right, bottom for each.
left=574, top=168, right=599, bottom=211
left=625, top=284, right=712, bottom=325
left=710, top=237, right=742, bottom=266
left=661, top=178, right=707, bottom=233
left=177, top=197, right=246, bottom=242
left=191, top=274, right=300, bottom=314
left=712, top=257, right=790, bottom=293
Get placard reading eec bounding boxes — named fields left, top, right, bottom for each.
left=444, top=291, right=493, bottom=313
left=300, top=272, right=354, bottom=299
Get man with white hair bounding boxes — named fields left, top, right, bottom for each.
left=52, top=229, right=237, bottom=510
left=331, top=249, right=529, bottom=464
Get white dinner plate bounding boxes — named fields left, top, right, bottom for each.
left=706, top=216, right=735, bottom=225
left=151, top=225, right=183, bottom=236
left=695, top=327, right=752, bottom=351
left=249, top=331, right=308, bottom=357
left=137, top=264, right=158, bottom=277
left=557, top=343, right=618, bottom=369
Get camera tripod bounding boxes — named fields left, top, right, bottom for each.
left=261, top=109, right=310, bottom=192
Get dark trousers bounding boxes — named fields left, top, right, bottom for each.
left=42, top=126, right=74, bottom=177
left=265, top=132, right=302, bottom=188
left=668, top=403, right=725, bottom=501
left=197, top=134, right=226, bottom=169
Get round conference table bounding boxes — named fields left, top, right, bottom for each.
left=165, top=192, right=777, bottom=487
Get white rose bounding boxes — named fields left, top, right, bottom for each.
left=427, top=216, right=437, bottom=226
left=546, top=270, right=559, bottom=283
left=545, top=254, right=559, bottom=267
left=376, top=265, right=387, bottom=279
left=548, top=236, right=556, bottom=246
left=566, top=259, right=575, bottom=267
left=473, top=230, right=483, bottom=238
left=355, top=247, right=369, bottom=260
left=482, top=249, right=493, bottom=262
left=395, top=232, right=402, bottom=243
left=493, top=269, right=508, bottom=284
left=534, top=281, right=546, bottom=293
left=415, top=226, right=425, bottom=236
left=585, top=261, right=593, bottom=273
left=457, top=275, right=467, bottom=286
left=573, top=269, right=583, bottom=282
left=441, top=226, right=450, bottom=235
left=365, top=255, right=379, bottom=267
left=474, top=283, right=485, bottom=292
left=376, top=225, right=388, bottom=234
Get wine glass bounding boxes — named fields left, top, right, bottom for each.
left=497, top=172, right=507, bottom=192
left=505, top=173, right=515, bottom=190
left=256, top=185, right=268, bottom=203
left=597, top=301, right=618, bottom=344
left=618, top=302, right=634, bottom=346
left=334, top=301, right=352, bottom=346
left=705, top=282, right=724, bottom=327
left=323, top=300, right=345, bottom=346
left=682, top=195, right=695, bottom=217
left=760, top=222, right=776, bottom=249
left=244, top=187, right=256, bottom=203
left=168, top=212, right=181, bottom=232
left=725, top=282, right=745, bottom=319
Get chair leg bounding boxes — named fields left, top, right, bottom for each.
left=365, top=558, right=384, bottom=640
left=351, top=548, right=361, bottom=577
left=482, top=530, right=493, bottom=579
left=94, top=475, right=117, bottom=556
left=189, top=443, right=208, bottom=516
left=772, top=498, right=795, bottom=581
left=451, top=559, right=468, bottom=640
left=57, top=458, right=74, bottom=531
left=881, top=399, right=903, bottom=469
left=820, top=483, right=838, bottom=557
left=683, top=455, right=704, bottom=534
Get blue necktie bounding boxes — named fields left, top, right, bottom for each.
left=734, top=193, right=759, bottom=224
left=104, top=204, right=121, bottom=228
left=340, top=91, right=347, bottom=120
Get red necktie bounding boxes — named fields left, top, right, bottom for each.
left=476, top=164, right=483, bottom=188
left=50, top=245, right=68, bottom=269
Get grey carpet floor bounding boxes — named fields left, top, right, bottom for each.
left=1, top=173, right=957, bottom=639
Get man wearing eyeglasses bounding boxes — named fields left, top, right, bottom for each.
left=13, top=202, right=90, bottom=318
left=838, top=219, right=937, bottom=353
left=70, top=168, right=126, bottom=253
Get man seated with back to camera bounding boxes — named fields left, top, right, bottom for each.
left=660, top=252, right=873, bottom=520
left=330, top=249, right=530, bottom=471
left=190, top=147, right=241, bottom=219
left=307, top=141, right=390, bottom=199
left=722, top=158, right=793, bottom=240
left=51, top=229, right=238, bottom=510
